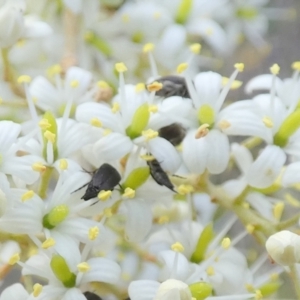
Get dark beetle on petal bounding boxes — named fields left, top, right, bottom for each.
left=74, top=163, right=121, bottom=201
left=158, top=123, right=186, bottom=147
left=153, top=75, right=190, bottom=98
left=84, top=291, right=102, bottom=300
left=147, top=158, right=176, bottom=192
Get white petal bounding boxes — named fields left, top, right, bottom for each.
left=246, top=145, right=286, bottom=188
left=128, top=280, right=160, bottom=300
left=0, top=121, right=21, bottom=152
left=0, top=284, right=28, bottom=300
left=246, top=192, right=274, bottom=221
left=61, top=288, right=85, bottom=300
left=245, top=74, right=283, bottom=94
left=182, top=130, right=209, bottom=174
left=63, top=0, right=83, bottom=14
left=222, top=178, right=247, bottom=199
left=282, top=162, right=300, bottom=187
left=93, top=133, right=133, bottom=161
left=231, top=143, right=253, bottom=174
left=125, top=199, right=152, bottom=242
left=0, top=241, right=21, bottom=263
left=148, top=137, right=181, bottom=173
left=76, top=102, right=124, bottom=133
left=206, top=130, right=230, bottom=174
left=23, top=17, right=52, bottom=38
left=82, top=257, right=121, bottom=284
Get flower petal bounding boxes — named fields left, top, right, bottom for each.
left=128, top=280, right=160, bottom=300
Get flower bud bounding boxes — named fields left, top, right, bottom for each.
left=265, top=230, right=300, bottom=266
left=154, top=279, right=192, bottom=300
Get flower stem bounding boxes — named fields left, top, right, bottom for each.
left=289, top=264, right=300, bottom=300
left=277, top=213, right=300, bottom=230
left=38, top=167, right=54, bottom=199
left=241, top=136, right=262, bottom=149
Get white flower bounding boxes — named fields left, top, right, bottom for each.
left=266, top=230, right=300, bottom=266
left=0, top=283, right=30, bottom=300
left=154, top=279, right=192, bottom=300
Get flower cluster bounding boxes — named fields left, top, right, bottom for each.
left=0, top=0, right=299, bottom=300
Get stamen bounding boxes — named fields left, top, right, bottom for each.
left=178, top=184, right=194, bottom=195
left=157, top=215, right=170, bottom=224
left=218, top=120, right=231, bottom=130
left=70, top=80, right=79, bottom=88
left=262, top=116, right=273, bottom=128
left=142, top=129, right=158, bottom=141
left=135, top=83, right=145, bottom=92
left=140, top=154, right=155, bottom=161
left=8, top=253, right=20, bottom=265
left=44, top=131, right=56, bottom=143
left=122, top=187, right=136, bottom=199
left=88, top=226, right=99, bottom=240
left=255, top=290, right=262, bottom=300
left=221, top=237, right=231, bottom=249
left=292, top=61, right=300, bottom=71
left=148, top=105, right=158, bottom=113
left=195, top=124, right=210, bottom=138
left=246, top=224, right=255, bottom=234
left=206, top=266, right=215, bottom=276
left=97, top=80, right=109, bottom=88
left=273, top=202, right=284, bottom=221
left=143, top=43, right=158, bottom=77
left=98, top=190, right=112, bottom=201
left=33, top=283, right=43, bottom=297
left=47, top=65, right=62, bottom=78
left=171, top=242, right=185, bottom=253
left=111, top=102, right=120, bottom=113
left=77, top=262, right=90, bottom=272
left=190, top=43, right=201, bottom=54
left=17, top=75, right=32, bottom=84
left=115, top=62, right=127, bottom=73
left=42, top=238, right=56, bottom=249
left=59, top=159, right=68, bottom=171
left=177, top=63, right=188, bottom=74
left=115, top=62, right=127, bottom=106
left=270, top=64, right=280, bottom=75
left=39, top=119, right=51, bottom=130
left=221, top=77, right=243, bottom=90
left=103, top=208, right=113, bottom=218
left=31, top=163, right=47, bottom=172
left=21, top=190, right=34, bottom=202
left=90, top=117, right=102, bottom=127
left=147, top=81, right=163, bottom=92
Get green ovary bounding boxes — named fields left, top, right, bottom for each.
left=197, top=104, right=215, bottom=126
left=43, top=204, right=69, bottom=229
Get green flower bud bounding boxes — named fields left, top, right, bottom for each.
left=175, top=0, right=193, bottom=24
left=197, top=105, right=215, bottom=126
left=259, top=281, right=281, bottom=297
left=43, top=205, right=69, bottom=229
left=189, top=282, right=213, bottom=300
left=122, top=167, right=150, bottom=190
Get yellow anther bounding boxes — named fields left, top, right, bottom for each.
left=123, top=187, right=136, bottom=199
left=171, top=242, right=185, bottom=253
left=32, top=162, right=46, bottom=172
left=221, top=237, right=231, bottom=249
left=115, top=62, right=127, bottom=73
left=263, top=116, right=273, bottom=128
left=292, top=61, right=300, bottom=71
left=70, top=80, right=79, bottom=88
left=90, top=117, right=102, bottom=127
left=122, top=14, right=130, bottom=23
left=41, top=238, right=56, bottom=249
left=88, top=226, right=99, bottom=240
left=177, top=63, right=188, bottom=74
left=255, top=290, right=263, bottom=300
left=218, top=120, right=232, bottom=130
left=111, top=102, right=120, bottom=113
left=44, top=131, right=55, bottom=143
left=246, top=224, right=255, bottom=234
left=270, top=64, right=280, bottom=75
left=147, top=81, right=163, bottom=92
left=270, top=273, right=279, bottom=281
left=285, top=193, right=300, bottom=207
left=221, top=77, right=243, bottom=90
left=33, top=283, right=43, bottom=297
left=39, top=118, right=51, bottom=130
left=158, top=215, right=169, bottom=224
left=21, top=190, right=34, bottom=202
left=178, top=184, right=194, bottom=195
left=245, top=284, right=255, bottom=292
left=206, top=266, right=215, bottom=276
left=143, top=43, right=155, bottom=53
left=8, top=253, right=20, bottom=265
left=195, top=123, right=210, bottom=138
left=142, top=129, right=158, bottom=141
left=47, top=64, right=62, bottom=77
left=135, top=83, right=145, bottom=92
left=234, top=63, right=244, bottom=72
left=59, top=159, right=68, bottom=171
left=103, top=208, right=113, bottom=218
left=98, top=190, right=112, bottom=201
left=77, top=262, right=90, bottom=273
left=140, top=154, right=155, bottom=161
left=153, top=12, right=161, bottom=19
left=97, top=80, right=109, bottom=88
left=149, top=105, right=158, bottom=113
left=17, top=75, right=31, bottom=84
left=273, top=202, right=284, bottom=221
left=190, top=43, right=201, bottom=54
